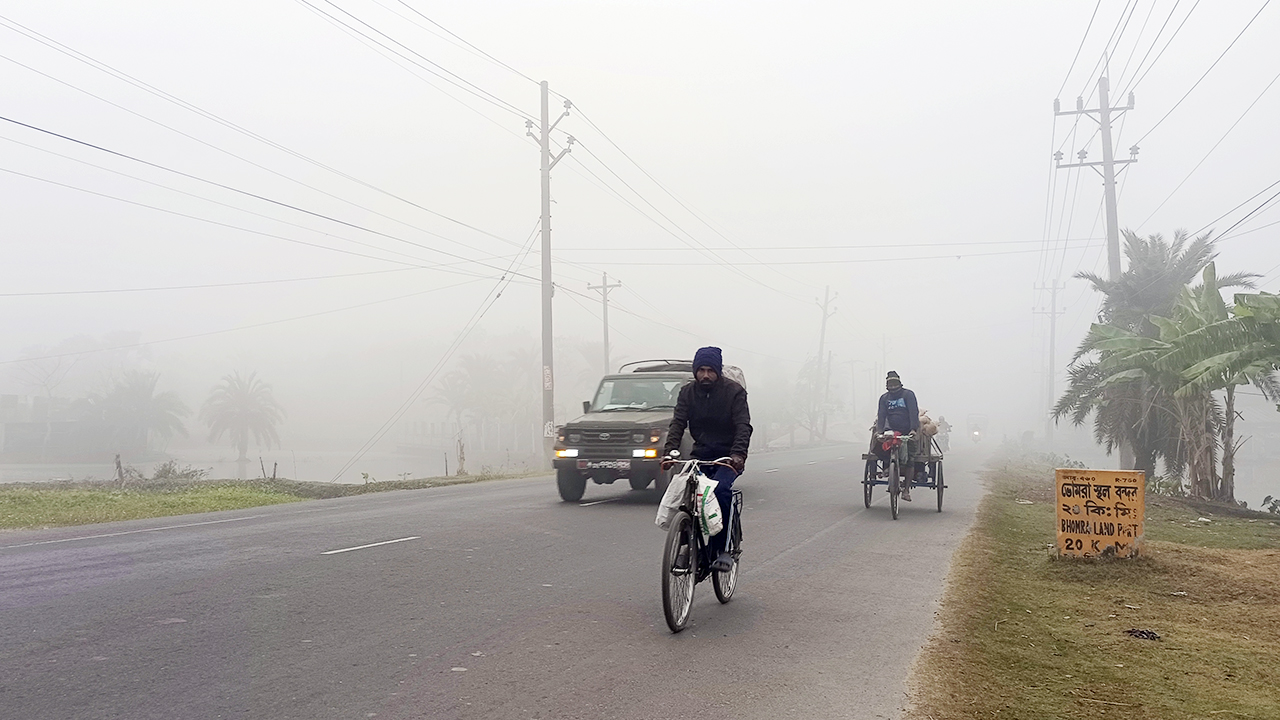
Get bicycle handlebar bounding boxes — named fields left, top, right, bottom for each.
left=660, top=456, right=735, bottom=471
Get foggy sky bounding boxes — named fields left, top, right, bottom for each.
left=4, top=1, right=1280, bottom=454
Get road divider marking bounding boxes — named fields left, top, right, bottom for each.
left=765, top=469, right=779, bottom=473
left=0, top=514, right=269, bottom=550
left=579, top=498, right=620, bottom=506
left=321, top=536, right=420, bottom=555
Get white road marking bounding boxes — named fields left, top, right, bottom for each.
left=0, top=514, right=269, bottom=550
left=765, top=469, right=779, bottom=474
left=579, top=498, right=620, bottom=506
left=807, top=461, right=817, bottom=465
left=321, top=536, right=420, bottom=555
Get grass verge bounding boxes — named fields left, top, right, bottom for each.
left=0, top=471, right=540, bottom=531
left=905, top=454, right=1280, bottom=719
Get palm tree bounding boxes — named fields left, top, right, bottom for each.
left=93, top=370, right=189, bottom=457
left=1057, top=229, right=1254, bottom=474
left=200, top=372, right=285, bottom=461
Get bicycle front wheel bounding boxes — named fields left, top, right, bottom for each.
left=888, top=459, right=900, bottom=521
left=662, top=510, right=697, bottom=632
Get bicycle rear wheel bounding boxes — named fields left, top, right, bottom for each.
left=662, top=510, right=697, bottom=632
left=936, top=461, right=945, bottom=512
left=888, top=459, right=900, bottom=520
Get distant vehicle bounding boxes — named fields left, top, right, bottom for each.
left=967, top=413, right=988, bottom=444
left=553, top=360, right=694, bottom=502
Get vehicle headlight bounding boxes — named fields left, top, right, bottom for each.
left=568, top=433, right=581, bottom=443
left=632, top=432, right=645, bottom=444
left=557, top=448, right=579, bottom=458
left=649, top=428, right=662, bottom=443
left=632, top=448, right=659, bottom=458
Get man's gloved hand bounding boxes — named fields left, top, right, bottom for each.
left=728, top=455, right=746, bottom=474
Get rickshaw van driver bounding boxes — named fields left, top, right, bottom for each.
left=875, top=370, right=920, bottom=501
left=663, top=346, right=753, bottom=573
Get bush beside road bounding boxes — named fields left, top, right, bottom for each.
left=905, top=453, right=1280, bottom=719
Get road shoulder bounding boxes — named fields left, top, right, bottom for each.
left=903, top=453, right=1280, bottom=719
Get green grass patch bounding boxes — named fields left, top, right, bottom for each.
left=0, top=484, right=302, bottom=530
left=905, top=455, right=1280, bottom=719
left=0, top=470, right=543, bottom=531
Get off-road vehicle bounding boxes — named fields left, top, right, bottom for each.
left=552, top=360, right=694, bottom=502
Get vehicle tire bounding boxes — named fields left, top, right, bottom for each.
left=654, top=465, right=675, bottom=495
left=862, top=458, right=875, bottom=508
left=557, top=467, right=587, bottom=502
left=629, top=474, right=653, bottom=491
left=936, top=461, right=945, bottom=513
left=662, top=510, right=697, bottom=632
left=888, top=460, right=900, bottom=521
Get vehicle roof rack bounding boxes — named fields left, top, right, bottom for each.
left=617, top=359, right=693, bottom=373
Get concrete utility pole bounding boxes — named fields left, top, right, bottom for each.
left=1054, top=75, right=1137, bottom=281
left=588, top=272, right=622, bottom=374
left=527, top=81, right=574, bottom=458
left=1034, top=281, right=1066, bottom=447
left=814, top=286, right=837, bottom=439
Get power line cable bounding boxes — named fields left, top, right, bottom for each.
left=390, top=0, right=539, bottom=84
left=1137, top=66, right=1280, bottom=229
left=0, top=15, right=535, bottom=253
left=1057, top=0, right=1105, bottom=97
left=1114, top=0, right=1162, bottom=90
left=1123, top=0, right=1202, bottom=94
left=1134, top=0, right=1271, bottom=145
left=296, top=0, right=534, bottom=121
left=0, top=114, right=559, bottom=282
left=328, top=222, right=543, bottom=481
left=1075, top=0, right=1138, bottom=100
left=1192, top=179, right=1280, bottom=236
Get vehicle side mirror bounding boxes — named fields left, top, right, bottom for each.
left=582, top=400, right=591, bottom=414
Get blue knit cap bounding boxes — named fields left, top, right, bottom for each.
left=693, top=346, right=723, bottom=375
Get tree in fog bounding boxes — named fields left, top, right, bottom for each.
left=1056, top=231, right=1254, bottom=481
left=200, top=371, right=285, bottom=461
left=92, top=370, right=189, bottom=457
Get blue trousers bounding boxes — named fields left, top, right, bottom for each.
left=703, top=464, right=738, bottom=553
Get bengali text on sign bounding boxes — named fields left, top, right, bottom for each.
left=1055, top=469, right=1144, bottom=558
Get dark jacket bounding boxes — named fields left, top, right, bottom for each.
left=876, top=387, right=919, bottom=434
left=664, top=378, right=753, bottom=462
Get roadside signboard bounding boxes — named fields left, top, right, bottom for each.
left=1055, top=469, right=1144, bottom=558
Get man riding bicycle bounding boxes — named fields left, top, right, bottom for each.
left=663, top=346, right=752, bottom=572
left=875, top=370, right=919, bottom=501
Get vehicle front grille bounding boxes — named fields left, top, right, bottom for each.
left=572, top=429, right=643, bottom=445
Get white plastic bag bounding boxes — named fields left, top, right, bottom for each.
left=695, top=474, right=723, bottom=538
left=655, top=468, right=691, bottom=529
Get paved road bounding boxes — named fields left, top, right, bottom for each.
left=0, top=444, right=985, bottom=719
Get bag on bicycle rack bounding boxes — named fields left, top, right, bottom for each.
left=695, top=474, right=723, bottom=538
left=654, top=466, right=692, bottom=529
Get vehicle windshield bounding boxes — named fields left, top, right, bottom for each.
left=590, top=377, right=685, bottom=411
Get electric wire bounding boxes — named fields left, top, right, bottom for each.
left=0, top=266, right=480, bottom=297
left=1134, top=0, right=1272, bottom=146
left=1057, top=0, right=1105, bottom=98
left=1136, top=66, right=1280, bottom=230
left=296, top=0, right=534, bottom=122
left=0, top=20, right=533, bottom=254
left=1114, top=0, right=1161, bottom=90
left=328, top=222, right=542, bottom=481
left=1123, top=0, right=1201, bottom=95
left=0, top=114, right=562, bottom=284
left=1192, top=179, right=1280, bottom=236
left=389, top=0, right=540, bottom=85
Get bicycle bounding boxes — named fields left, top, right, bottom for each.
left=658, top=457, right=744, bottom=633
left=865, top=430, right=915, bottom=520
